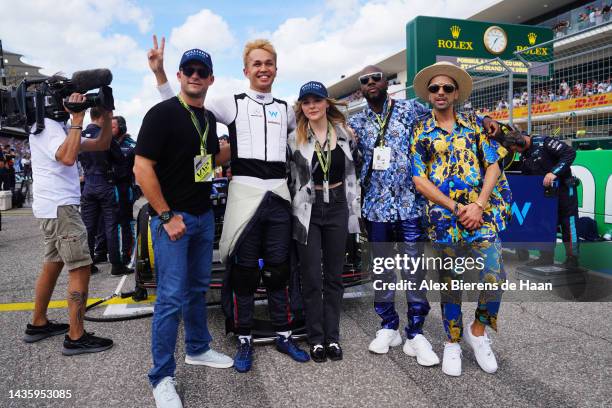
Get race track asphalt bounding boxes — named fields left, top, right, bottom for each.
left=0, top=208, right=610, bottom=408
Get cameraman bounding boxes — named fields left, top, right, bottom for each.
left=24, top=90, right=113, bottom=355
left=502, top=129, right=579, bottom=269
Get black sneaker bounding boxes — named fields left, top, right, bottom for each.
left=111, top=264, right=134, bottom=276
left=310, top=344, right=327, bottom=363
left=24, top=320, right=69, bottom=343
left=90, top=264, right=100, bottom=274
left=62, top=332, right=113, bottom=356
left=326, top=343, right=343, bottom=361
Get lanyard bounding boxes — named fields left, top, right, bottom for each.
left=310, top=122, right=333, bottom=181
left=177, top=94, right=209, bottom=155
left=367, top=98, right=394, bottom=147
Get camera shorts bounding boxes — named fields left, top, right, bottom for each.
left=39, top=205, right=92, bottom=271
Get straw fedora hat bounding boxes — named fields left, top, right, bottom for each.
left=413, top=61, right=473, bottom=103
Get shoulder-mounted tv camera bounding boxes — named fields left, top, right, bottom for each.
left=0, top=68, right=114, bottom=137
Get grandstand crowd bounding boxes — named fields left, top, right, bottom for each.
left=467, top=76, right=612, bottom=114
left=549, top=2, right=611, bottom=37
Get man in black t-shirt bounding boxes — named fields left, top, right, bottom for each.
left=134, top=48, right=232, bottom=408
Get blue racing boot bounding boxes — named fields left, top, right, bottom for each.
left=275, top=335, right=310, bottom=363
left=234, top=337, right=254, bottom=373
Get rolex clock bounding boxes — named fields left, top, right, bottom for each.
left=483, top=26, right=508, bottom=54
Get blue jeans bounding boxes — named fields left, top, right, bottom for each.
left=148, top=210, right=214, bottom=387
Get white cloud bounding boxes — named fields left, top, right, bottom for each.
left=169, top=9, right=236, bottom=54
left=160, top=9, right=237, bottom=81
left=113, top=74, right=163, bottom=139
left=112, top=0, right=153, bottom=33
left=325, top=0, right=361, bottom=19
left=326, top=0, right=360, bottom=11
left=270, top=17, right=323, bottom=50
left=0, top=0, right=152, bottom=75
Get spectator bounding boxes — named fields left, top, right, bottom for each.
left=578, top=12, right=588, bottom=30
left=585, top=80, right=593, bottom=96
left=597, top=81, right=606, bottom=94
left=560, top=80, right=570, bottom=99
left=21, top=154, right=32, bottom=180
left=553, top=20, right=570, bottom=37
left=0, top=159, right=8, bottom=191
left=534, top=91, right=542, bottom=104
left=6, top=157, right=16, bottom=192
left=595, top=7, right=603, bottom=24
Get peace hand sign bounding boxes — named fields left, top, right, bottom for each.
left=148, top=34, right=165, bottom=74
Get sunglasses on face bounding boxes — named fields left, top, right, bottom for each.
left=182, top=66, right=211, bottom=78
left=359, top=72, right=384, bottom=85
left=427, top=83, right=456, bottom=93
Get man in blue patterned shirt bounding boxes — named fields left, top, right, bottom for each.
left=348, top=65, right=500, bottom=367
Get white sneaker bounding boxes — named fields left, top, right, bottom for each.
left=442, top=342, right=462, bottom=377
left=403, top=334, right=440, bottom=366
left=152, top=377, right=182, bottom=408
left=464, top=322, right=498, bottom=374
left=368, top=328, right=402, bottom=354
left=185, top=348, right=233, bottom=368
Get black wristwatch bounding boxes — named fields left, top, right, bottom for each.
left=159, top=210, right=174, bottom=224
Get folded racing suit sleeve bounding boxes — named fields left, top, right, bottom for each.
left=218, top=179, right=291, bottom=265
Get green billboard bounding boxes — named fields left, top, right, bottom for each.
left=406, top=16, right=553, bottom=92
left=573, top=150, right=612, bottom=236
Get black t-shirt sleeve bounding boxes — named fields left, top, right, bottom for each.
left=135, top=105, right=168, bottom=161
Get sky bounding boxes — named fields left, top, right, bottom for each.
left=0, top=0, right=499, bottom=136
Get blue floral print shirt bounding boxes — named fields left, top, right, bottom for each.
left=348, top=98, right=430, bottom=222
left=411, top=112, right=513, bottom=244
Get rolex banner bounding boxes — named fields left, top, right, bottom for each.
left=406, top=16, right=553, bottom=86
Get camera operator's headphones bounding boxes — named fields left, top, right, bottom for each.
left=113, top=116, right=127, bottom=135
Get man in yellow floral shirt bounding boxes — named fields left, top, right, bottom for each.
left=411, top=62, right=512, bottom=377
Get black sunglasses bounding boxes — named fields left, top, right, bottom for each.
left=359, top=72, right=383, bottom=85
left=427, top=84, right=456, bottom=93
left=182, top=66, right=211, bottom=78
